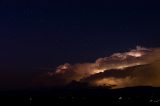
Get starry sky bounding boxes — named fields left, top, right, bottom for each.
left=0, top=0, right=160, bottom=89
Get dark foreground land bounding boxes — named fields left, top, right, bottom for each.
left=1, top=86, right=160, bottom=105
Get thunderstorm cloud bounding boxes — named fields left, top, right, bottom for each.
left=36, top=46, right=160, bottom=89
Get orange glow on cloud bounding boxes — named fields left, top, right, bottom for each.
left=38, top=46, right=160, bottom=89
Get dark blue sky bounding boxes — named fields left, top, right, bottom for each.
left=0, top=0, right=160, bottom=89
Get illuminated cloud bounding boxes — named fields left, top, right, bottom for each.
left=36, top=46, right=160, bottom=88
left=81, top=60, right=160, bottom=88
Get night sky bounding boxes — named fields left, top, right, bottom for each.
left=0, top=0, right=160, bottom=89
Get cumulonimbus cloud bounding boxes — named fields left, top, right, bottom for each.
left=35, top=46, right=160, bottom=89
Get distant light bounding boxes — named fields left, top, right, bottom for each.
left=118, top=97, right=123, bottom=100
left=29, top=97, right=32, bottom=101
left=29, top=97, right=32, bottom=104
left=149, top=99, right=160, bottom=103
